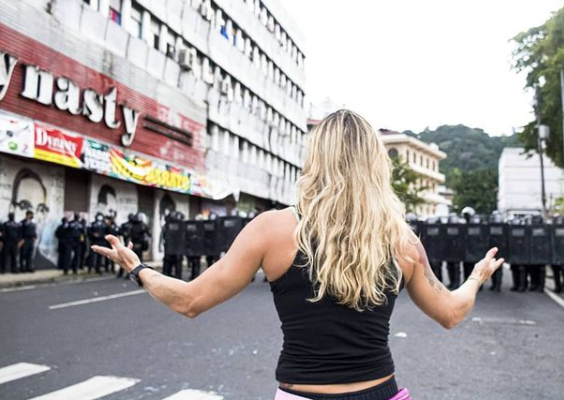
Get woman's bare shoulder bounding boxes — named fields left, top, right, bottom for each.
left=395, top=229, right=421, bottom=286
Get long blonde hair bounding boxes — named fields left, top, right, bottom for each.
left=295, top=110, right=412, bottom=311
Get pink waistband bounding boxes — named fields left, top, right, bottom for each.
left=274, top=387, right=412, bottom=400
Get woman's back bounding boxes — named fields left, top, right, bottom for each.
left=270, top=244, right=400, bottom=385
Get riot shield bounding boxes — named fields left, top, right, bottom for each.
left=529, top=224, right=552, bottom=265
left=552, top=224, right=564, bottom=265
left=445, top=223, right=466, bottom=263
left=465, top=224, right=489, bottom=264
left=421, top=223, right=446, bottom=264
left=185, top=220, right=204, bottom=257
left=203, top=220, right=220, bottom=257
left=488, top=223, right=508, bottom=258
left=163, top=220, right=185, bottom=256
left=507, top=226, right=529, bottom=265
left=218, top=216, right=244, bottom=253
left=407, top=220, right=421, bottom=237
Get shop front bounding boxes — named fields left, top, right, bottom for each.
left=0, top=23, right=232, bottom=268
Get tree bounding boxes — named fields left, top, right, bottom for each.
left=512, top=6, right=564, bottom=168
left=450, top=168, right=498, bottom=215
left=390, top=157, right=427, bottom=212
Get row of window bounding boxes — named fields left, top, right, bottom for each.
left=84, top=0, right=305, bottom=137
left=210, top=124, right=300, bottom=183
left=192, top=0, right=305, bottom=69
left=101, top=0, right=305, bottom=107
left=388, top=147, right=439, bottom=173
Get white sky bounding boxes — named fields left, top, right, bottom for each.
left=283, top=0, right=563, bottom=136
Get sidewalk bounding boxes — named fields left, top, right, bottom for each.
left=0, top=260, right=163, bottom=289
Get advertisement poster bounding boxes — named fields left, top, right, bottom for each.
left=34, top=123, right=83, bottom=168
left=0, top=111, right=34, bottom=158
left=82, top=139, right=112, bottom=175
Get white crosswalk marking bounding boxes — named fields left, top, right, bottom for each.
left=161, top=389, right=224, bottom=400
left=28, top=376, right=139, bottom=400
left=0, top=362, right=50, bottom=385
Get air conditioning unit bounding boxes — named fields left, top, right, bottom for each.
left=179, top=48, right=196, bottom=71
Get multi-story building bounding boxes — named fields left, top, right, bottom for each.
left=0, top=0, right=307, bottom=268
left=498, top=147, right=564, bottom=218
left=379, top=130, right=448, bottom=218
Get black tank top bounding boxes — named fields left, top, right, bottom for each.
left=269, top=209, right=403, bottom=384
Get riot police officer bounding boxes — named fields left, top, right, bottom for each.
left=508, top=216, right=527, bottom=292
left=104, top=214, right=119, bottom=273
left=550, top=214, right=564, bottom=293
left=130, top=212, right=151, bottom=262
left=1, top=213, right=23, bottom=273
left=20, top=211, right=37, bottom=273
left=446, top=213, right=463, bottom=289
left=488, top=211, right=504, bottom=292
left=68, top=214, right=85, bottom=274
left=56, top=217, right=72, bottom=273
left=116, top=213, right=135, bottom=278
left=527, top=215, right=546, bottom=292
left=88, top=212, right=107, bottom=274
left=162, top=211, right=184, bottom=279
left=461, top=207, right=482, bottom=287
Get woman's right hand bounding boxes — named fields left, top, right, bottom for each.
left=469, top=247, right=505, bottom=285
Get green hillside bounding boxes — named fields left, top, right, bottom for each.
left=404, top=125, right=518, bottom=187
left=402, top=125, right=518, bottom=214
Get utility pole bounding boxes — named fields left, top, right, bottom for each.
left=560, top=70, right=564, bottom=196
left=535, top=86, right=548, bottom=219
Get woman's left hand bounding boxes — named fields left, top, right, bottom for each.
left=91, top=235, right=140, bottom=273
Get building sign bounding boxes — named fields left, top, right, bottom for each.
left=0, top=50, right=140, bottom=147
left=0, top=111, right=34, bottom=157
left=34, top=123, right=84, bottom=168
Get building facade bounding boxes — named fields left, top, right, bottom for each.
left=379, top=130, right=448, bottom=218
left=0, top=0, right=307, bottom=268
left=498, top=147, right=564, bottom=218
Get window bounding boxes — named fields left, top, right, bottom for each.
left=130, top=4, right=143, bottom=39
left=150, top=20, right=160, bottom=50
left=388, top=148, right=399, bottom=158
left=406, top=149, right=410, bottom=160
left=413, top=152, right=416, bottom=163
left=109, top=0, right=122, bottom=25
left=420, top=155, right=423, bottom=165
left=426, top=158, right=429, bottom=169
left=165, top=31, right=176, bottom=59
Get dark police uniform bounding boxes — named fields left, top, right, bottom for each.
left=20, top=218, right=37, bottom=273
left=116, top=214, right=135, bottom=278
left=88, top=214, right=107, bottom=274
left=130, top=214, right=151, bottom=262
left=2, top=218, right=22, bottom=273
left=68, top=218, right=85, bottom=274
left=162, top=213, right=183, bottom=279
left=104, top=216, right=119, bottom=273
left=56, top=218, right=72, bottom=273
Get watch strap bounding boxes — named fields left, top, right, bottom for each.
left=131, top=264, right=154, bottom=287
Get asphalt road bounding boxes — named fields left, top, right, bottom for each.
left=0, top=266, right=563, bottom=400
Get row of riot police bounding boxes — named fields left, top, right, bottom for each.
left=407, top=210, right=564, bottom=293
left=0, top=211, right=38, bottom=274
left=55, top=212, right=151, bottom=276
left=160, top=214, right=254, bottom=280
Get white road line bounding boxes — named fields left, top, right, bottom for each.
left=0, top=362, right=50, bottom=385
left=49, top=290, right=146, bottom=310
left=161, top=389, right=224, bottom=400
left=28, top=376, right=138, bottom=400
left=544, top=288, right=564, bottom=309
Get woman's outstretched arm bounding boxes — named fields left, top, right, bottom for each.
left=91, top=212, right=272, bottom=318
left=398, top=230, right=505, bottom=329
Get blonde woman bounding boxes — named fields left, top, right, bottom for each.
left=93, top=110, right=504, bottom=400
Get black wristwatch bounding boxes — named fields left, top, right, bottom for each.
left=130, top=264, right=154, bottom=287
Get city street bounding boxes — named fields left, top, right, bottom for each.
left=1, top=267, right=563, bottom=400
